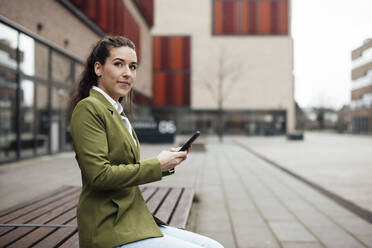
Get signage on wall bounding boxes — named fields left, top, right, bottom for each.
left=132, top=120, right=176, bottom=143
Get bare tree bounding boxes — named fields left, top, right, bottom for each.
left=200, top=48, right=241, bottom=142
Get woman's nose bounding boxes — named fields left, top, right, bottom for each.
left=122, top=65, right=130, bottom=77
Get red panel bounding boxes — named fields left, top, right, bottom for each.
left=183, top=73, right=190, bottom=106
left=166, top=74, right=174, bottom=105
left=223, top=1, right=235, bottom=34
left=153, top=73, right=166, bottom=106
left=96, top=0, right=107, bottom=31
left=71, top=0, right=83, bottom=8
left=241, top=1, right=250, bottom=34
left=175, top=73, right=183, bottom=106
left=162, top=37, right=170, bottom=70
left=281, top=0, right=288, bottom=34
left=213, top=0, right=223, bottom=34
left=249, top=1, right=257, bottom=34
left=183, top=37, right=190, bottom=70
left=107, top=0, right=115, bottom=34
left=259, top=0, right=271, bottom=34
left=153, top=37, right=162, bottom=70
left=172, top=37, right=183, bottom=70
left=123, top=3, right=141, bottom=61
left=135, top=0, right=154, bottom=26
left=271, top=0, right=279, bottom=34
left=84, top=0, right=96, bottom=22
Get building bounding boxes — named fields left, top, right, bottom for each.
left=351, top=39, right=372, bottom=133
left=0, top=0, right=294, bottom=163
left=150, top=0, right=294, bottom=136
left=0, top=0, right=153, bottom=163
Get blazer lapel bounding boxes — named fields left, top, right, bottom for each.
left=89, top=89, right=139, bottom=162
left=117, top=113, right=139, bottom=162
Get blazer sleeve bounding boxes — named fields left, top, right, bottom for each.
left=70, top=100, right=162, bottom=191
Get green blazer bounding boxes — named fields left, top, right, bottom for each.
left=70, top=89, right=164, bottom=248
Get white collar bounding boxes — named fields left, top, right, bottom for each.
left=92, top=86, right=123, bottom=114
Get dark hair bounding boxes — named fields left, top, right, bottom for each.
left=68, top=36, right=136, bottom=121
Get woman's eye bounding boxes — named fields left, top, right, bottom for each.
left=129, top=65, right=137, bottom=70
left=114, top=62, right=122, bottom=67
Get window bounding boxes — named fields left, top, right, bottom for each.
left=213, top=0, right=288, bottom=35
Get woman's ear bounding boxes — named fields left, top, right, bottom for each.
left=94, top=61, right=102, bottom=77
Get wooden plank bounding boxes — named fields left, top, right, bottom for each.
left=0, top=187, right=79, bottom=223
left=141, top=187, right=157, bottom=202
left=2, top=190, right=79, bottom=225
left=146, top=187, right=170, bottom=213
left=0, top=186, right=73, bottom=217
left=0, top=185, right=195, bottom=247
left=58, top=231, right=79, bottom=248
left=155, top=188, right=183, bottom=223
left=8, top=208, right=77, bottom=248
left=0, top=190, right=79, bottom=236
left=33, top=218, right=77, bottom=247
left=169, top=188, right=194, bottom=228
left=0, top=194, right=78, bottom=247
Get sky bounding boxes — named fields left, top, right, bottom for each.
left=292, top=0, right=372, bottom=110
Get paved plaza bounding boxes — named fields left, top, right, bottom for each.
left=0, top=133, right=372, bottom=247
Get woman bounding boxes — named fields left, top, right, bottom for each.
left=69, top=36, right=223, bottom=248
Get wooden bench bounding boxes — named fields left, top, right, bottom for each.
left=0, top=185, right=194, bottom=247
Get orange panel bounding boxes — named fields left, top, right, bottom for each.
left=153, top=37, right=162, bottom=71
left=281, top=0, right=288, bottom=34
left=172, top=37, right=183, bottom=70
left=241, top=1, right=250, bottom=34
left=259, top=0, right=271, bottom=34
left=214, top=0, right=223, bottom=34
left=153, top=73, right=165, bottom=106
left=175, top=73, right=183, bottom=106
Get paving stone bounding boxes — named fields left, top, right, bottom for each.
left=336, top=216, right=372, bottom=236
left=198, top=230, right=236, bottom=248
left=235, top=227, right=280, bottom=248
left=281, top=241, right=324, bottom=248
left=359, top=236, right=372, bottom=246
left=269, top=221, right=317, bottom=242
left=230, top=210, right=267, bottom=228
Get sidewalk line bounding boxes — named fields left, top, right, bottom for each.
left=228, top=146, right=327, bottom=247
left=210, top=149, right=239, bottom=248
left=225, top=145, right=283, bottom=248
left=234, top=140, right=372, bottom=226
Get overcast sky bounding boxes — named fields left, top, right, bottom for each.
left=292, top=0, right=372, bottom=110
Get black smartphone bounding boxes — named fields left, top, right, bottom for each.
left=162, top=131, right=201, bottom=177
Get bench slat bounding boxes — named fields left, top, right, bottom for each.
left=0, top=186, right=73, bottom=217
left=169, top=188, right=194, bottom=228
left=141, top=187, right=158, bottom=202
left=0, top=187, right=79, bottom=223
left=0, top=191, right=79, bottom=237
left=155, top=188, right=183, bottom=223
left=0, top=197, right=78, bottom=247
left=0, top=185, right=194, bottom=247
left=146, top=187, right=170, bottom=214
left=33, top=218, right=77, bottom=247
left=6, top=208, right=77, bottom=248
left=58, top=231, right=79, bottom=248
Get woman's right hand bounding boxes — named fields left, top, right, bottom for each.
left=157, top=150, right=188, bottom=172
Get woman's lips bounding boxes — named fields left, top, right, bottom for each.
left=118, top=81, right=130, bottom=86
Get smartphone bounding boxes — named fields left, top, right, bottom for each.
left=162, top=131, right=201, bottom=177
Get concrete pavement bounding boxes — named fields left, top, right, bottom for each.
left=1, top=133, right=372, bottom=247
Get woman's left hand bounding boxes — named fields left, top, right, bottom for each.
left=169, top=146, right=192, bottom=154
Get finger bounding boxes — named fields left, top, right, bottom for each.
left=169, top=147, right=177, bottom=152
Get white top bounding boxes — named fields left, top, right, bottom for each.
left=92, top=86, right=136, bottom=145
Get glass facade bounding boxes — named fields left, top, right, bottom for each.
left=0, top=20, right=83, bottom=164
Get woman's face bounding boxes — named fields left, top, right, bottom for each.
left=94, top=46, right=137, bottom=101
